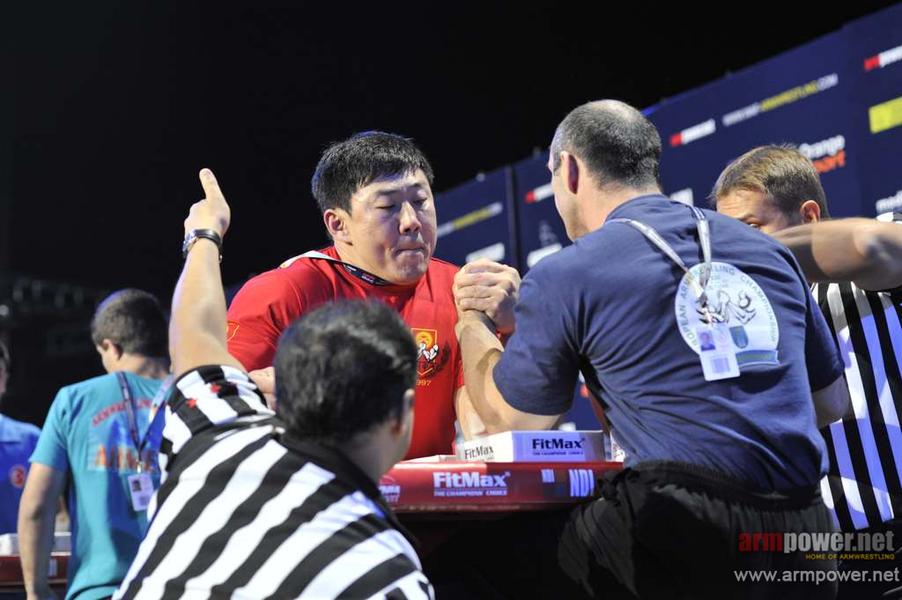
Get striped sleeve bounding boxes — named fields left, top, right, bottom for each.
left=163, top=365, right=274, bottom=460
left=815, top=281, right=902, bottom=531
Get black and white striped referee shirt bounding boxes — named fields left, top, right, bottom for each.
left=115, top=365, right=433, bottom=599
left=816, top=212, right=902, bottom=531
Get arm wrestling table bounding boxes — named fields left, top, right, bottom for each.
left=0, top=459, right=622, bottom=593
left=381, top=458, right=623, bottom=557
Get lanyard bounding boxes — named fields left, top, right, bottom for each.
left=608, top=205, right=714, bottom=321
left=300, top=251, right=393, bottom=286
left=115, top=372, right=163, bottom=472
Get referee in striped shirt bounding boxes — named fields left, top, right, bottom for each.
left=715, top=145, right=902, bottom=598
left=115, top=169, right=433, bottom=599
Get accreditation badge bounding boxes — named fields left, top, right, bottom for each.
left=127, top=473, right=154, bottom=512
left=675, top=262, right=780, bottom=371
left=696, top=323, right=740, bottom=381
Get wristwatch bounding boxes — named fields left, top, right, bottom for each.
left=182, top=229, right=223, bottom=262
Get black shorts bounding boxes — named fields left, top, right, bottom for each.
left=426, top=461, right=837, bottom=599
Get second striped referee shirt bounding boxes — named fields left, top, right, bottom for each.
left=815, top=212, right=902, bottom=532
left=115, top=365, right=433, bottom=600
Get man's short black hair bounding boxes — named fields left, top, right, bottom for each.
left=274, top=300, right=417, bottom=443
left=550, top=100, right=661, bottom=190
left=311, top=131, right=434, bottom=214
left=90, top=289, right=168, bottom=359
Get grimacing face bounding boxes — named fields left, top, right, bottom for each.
left=716, top=188, right=796, bottom=234
left=341, top=169, right=437, bottom=285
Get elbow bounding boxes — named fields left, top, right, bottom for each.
left=856, top=223, right=902, bottom=284
left=18, top=499, right=50, bottom=525
left=827, top=393, right=850, bottom=424
left=815, top=380, right=851, bottom=428
left=483, top=419, right=511, bottom=435
left=818, top=398, right=849, bottom=427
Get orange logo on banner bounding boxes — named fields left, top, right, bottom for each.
left=226, top=321, right=240, bottom=341
left=812, top=149, right=845, bottom=175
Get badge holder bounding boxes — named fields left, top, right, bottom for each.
left=128, top=464, right=154, bottom=512
left=610, top=206, right=742, bottom=381
left=696, top=322, right=740, bottom=381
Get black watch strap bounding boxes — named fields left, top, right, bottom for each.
left=182, top=229, right=223, bottom=261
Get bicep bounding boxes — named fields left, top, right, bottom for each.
left=20, top=463, right=66, bottom=515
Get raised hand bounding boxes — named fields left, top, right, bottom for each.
left=184, top=168, right=231, bottom=238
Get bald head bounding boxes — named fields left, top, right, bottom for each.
left=550, top=99, right=662, bottom=191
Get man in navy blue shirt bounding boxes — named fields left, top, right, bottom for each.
left=450, top=100, right=850, bottom=598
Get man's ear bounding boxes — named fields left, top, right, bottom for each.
left=561, top=151, right=580, bottom=195
left=799, top=200, right=822, bottom=224
left=99, top=339, right=123, bottom=360
left=323, top=208, right=351, bottom=243
left=390, top=389, right=416, bottom=438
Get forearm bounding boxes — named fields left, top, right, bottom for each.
left=456, top=312, right=507, bottom=431
left=453, top=388, right=488, bottom=440
left=775, top=219, right=902, bottom=290
left=456, top=312, right=561, bottom=432
left=18, top=501, right=56, bottom=597
left=170, top=240, right=233, bottom=375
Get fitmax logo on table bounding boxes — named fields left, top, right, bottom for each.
left=433, top=471, right=511, bottom=497
left=532, top=438, right=585, bottom=450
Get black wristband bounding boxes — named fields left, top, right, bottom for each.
left=182, top=229, right=223, bottom=261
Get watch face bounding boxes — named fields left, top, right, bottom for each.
left=181, top=233, right=196, bottom=258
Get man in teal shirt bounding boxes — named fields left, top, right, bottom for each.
left=18, top=289, right=169, bottom=600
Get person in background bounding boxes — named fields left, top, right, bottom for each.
left=714, top=144, right=902, bottom=599
left=18, top=290, right=169, bottom=600
left=0, top=339, right=41, bottom=535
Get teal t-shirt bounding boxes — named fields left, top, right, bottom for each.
left=31, top=372, right=164, bottom=600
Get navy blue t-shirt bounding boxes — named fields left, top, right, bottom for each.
left=494, top=194, right=843, bottom=492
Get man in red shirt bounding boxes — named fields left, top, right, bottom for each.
left=227, top=132, right=504, bottom=458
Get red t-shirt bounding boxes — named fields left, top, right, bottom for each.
left=227, top=246, right=463, bottom=459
